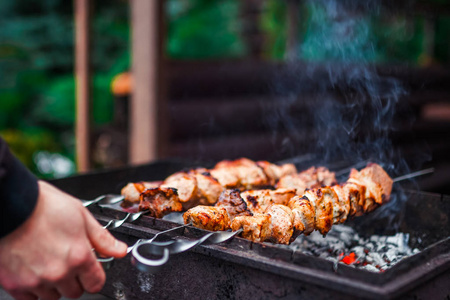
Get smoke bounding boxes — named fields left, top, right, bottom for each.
left=267, top=0, right=420, bottom=169
left=301, top=0, right=404, bottom=166
left=268, top=0, right=431, bottom=229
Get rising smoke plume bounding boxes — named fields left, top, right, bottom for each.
left=269, top=0, right=431, bottom=230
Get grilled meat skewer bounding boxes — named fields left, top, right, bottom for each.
left=277, top=166, right=337, bottom=195
left=210, top=158, right=297, bottom=190
left=185, top=163, right=393, bottom=244
left=122, top=158, right=301, bottom=216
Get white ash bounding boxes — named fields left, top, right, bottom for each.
left=289, top=225, right=420, bottom=272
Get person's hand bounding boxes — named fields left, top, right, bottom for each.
left=0, top=180, right=128, bottom=300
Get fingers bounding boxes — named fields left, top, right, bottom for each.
left=39, top=247, right=100, bottom=298
left=8, top=291, right=38, bottom=300
left=83, top=210, right=128, bottom=258
left=33, top=287, right=62, bottom=300
left=71, top=242, right=106, bottom=294
left=77, top=259, right=106, bottom=293
left=54, top=277, right=84, bottom=299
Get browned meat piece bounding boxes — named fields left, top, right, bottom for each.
left=348, top=166, right=386, bottom=214
left=349, top=163, right=393, bottom=204
left=264, top=204, right=295, bottom=244
left=215, top=189, right=253, bottom=220
left=183, top=206, right=231, bottom=231
left=231, top=204, right=294, bottom=244
left=348, top=169, right=382, bottom=205
left=342, top=182, right=366, bottom=217
left=139, top=187, right=183, bottom=218
left=231, top=213, right=272, bottom=243
left=316, top=167, right=338, bottom=187
left=209, top=167, right=239, bottom=189
left=330, top=184, right=351, bottom=223
left=121, top=181, right=162, bottom=205
left=304, top=188, right=333, bottom=236
left=191, top=171, right=224, bottom=205
left=288, top=195, right=315, bottom=235
left=277, top=166, right=337, bottom=195
left=240, top=189, right=296, bottom=213
left=161, top=171, right=198, bottom=209
left=268, top=188, right=297, bottom=205
left=210, top=158, right=270, bottom=190
left=159, top=169, right=224, bottom=210
left=240, top=190, right=273, bottom=214
left=256, top=161, right=297, bottom=186
left=277, top=166, right=316, bottom=192
left=324, top=185, right=345, bottom=224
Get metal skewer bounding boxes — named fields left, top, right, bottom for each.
left=97, top=222, right=191, bottom=268
left=102, top=210, right=149, bottom=230
left=81, top=194, right=124, bottom=207
left=131, top=228, right=243, bottom=273
left=393, top=168, right=434, bottom=183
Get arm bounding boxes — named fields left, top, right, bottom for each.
left=0, top=138, right=127, bottom=300
left=0, top=137, right=39, bottom=238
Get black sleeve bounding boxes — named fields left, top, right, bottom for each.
left=0, top=137, right=39, bottom=238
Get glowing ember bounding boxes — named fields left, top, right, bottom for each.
left=288, top=225, right=420, bottom=272
left=341, top=252, right=356, bottom=265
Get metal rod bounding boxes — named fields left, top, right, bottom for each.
left=393, top=168, right=435, bottom=183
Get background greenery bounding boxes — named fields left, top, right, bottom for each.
left=0, top=0, right=448, bottom=178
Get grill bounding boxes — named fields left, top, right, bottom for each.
left=51, top=159, right=450, bottom=300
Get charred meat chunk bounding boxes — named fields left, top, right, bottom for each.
left=139, top=187, right=182, bottom=218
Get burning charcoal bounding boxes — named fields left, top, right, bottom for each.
left=369, top=235, right=381, bottom=243
left=367, top=252, right=385, bottom=267
left=332, top=225, right=355, bottom=235
left=289, top=224, right=418, bottom=272
left=384, top=248, right=399, bottom=263
left=380, top=264, right=390, bottom=271
left=332, top=226, right=354, bottom=246
left=341, top=252, right=357, bottom=265
left=351, top=246, right=366, bottom=260
left=386, top=233, right=409, bottom=251
left=329, top=241, right=346, bottom=254
left=365, top=242, right=375, bottom=252
left=332, top=259, right=339, bottom=272
left=362, top=264, right=380, bottom=273
left=319, top=252, right=332, bottom=259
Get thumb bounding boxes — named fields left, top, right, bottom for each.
left=84, top=210, right=128, bottom=258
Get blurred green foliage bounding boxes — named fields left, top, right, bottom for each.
left=372, top=15, right=425, bottom=64
left=0, top=0, right=449, bottom=177
left=0, top=0, right=130, bottom=176
left=166, top=0, right=246, bottom=59
left=0, top=128, right=60, bottom=175
left=260, top=0, right=287, bottom=60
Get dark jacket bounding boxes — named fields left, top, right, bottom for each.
left=0, top=137, right=38, bottom=238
